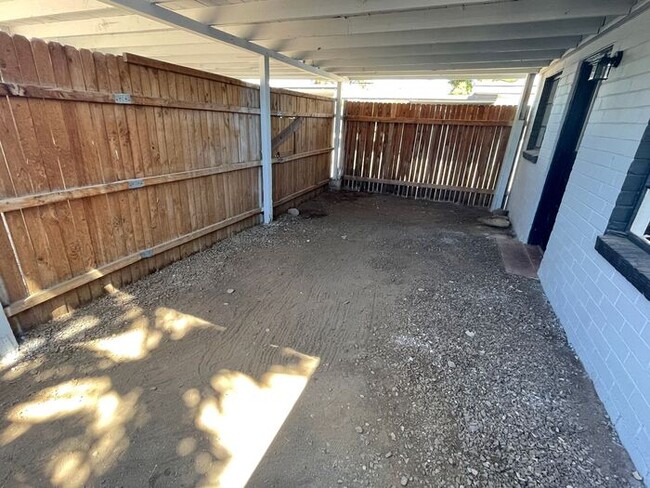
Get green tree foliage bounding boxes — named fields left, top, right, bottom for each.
left=448, top=79, right=474, bottom=95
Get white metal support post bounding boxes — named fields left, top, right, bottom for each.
left=331, top=82, right=344, bottom=189
left=259, top=54, right=273, bottom=224
left=491, top=72, right=536, bottom=211
left=0, top=306, right=17, bottom=358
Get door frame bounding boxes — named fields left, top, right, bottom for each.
left=528, top=50, right=609, bottom=249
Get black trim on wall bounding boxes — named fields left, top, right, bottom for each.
left=606, top=124, right=650, bottom=233
left=596, top=235, right=650, bottom=299
left=596, top=120, right=650, bottom=299
left=526, top=75, right=561, bottom=156
left=529, top=62, right=600, bottom=249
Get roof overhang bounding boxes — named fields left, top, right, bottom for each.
left=0, top=0, right=641, bottom=81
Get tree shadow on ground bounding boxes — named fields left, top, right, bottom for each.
left=0, top=287, right=320, bottom=488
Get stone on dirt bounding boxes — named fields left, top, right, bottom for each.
left=477, top=215, right=511, bottom=228
left=3, top=193, right=641, bottom=488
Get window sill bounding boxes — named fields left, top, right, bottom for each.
left=522, top=149, right=539, bottom=163
left=595, top=234, right=650, bottom=300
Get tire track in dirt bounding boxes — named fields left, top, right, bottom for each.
left=0, top=193, right=639, bottom=488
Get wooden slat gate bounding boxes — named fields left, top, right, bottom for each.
left=342, top=101, right=516, bottom=207
left=0, top=33, right=334, bottom=330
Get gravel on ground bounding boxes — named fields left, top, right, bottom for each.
left=0, top=192, right=642, bottom=488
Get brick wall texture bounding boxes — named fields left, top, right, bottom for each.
left=507, top=11, right=650, bottom=481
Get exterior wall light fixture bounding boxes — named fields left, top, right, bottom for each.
left=589, top=51, right=624, bottom=81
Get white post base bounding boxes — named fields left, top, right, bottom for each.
left=0, top=307, right=17, bottom=358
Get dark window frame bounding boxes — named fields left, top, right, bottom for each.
left=626, top=173, right=650, bottom=248
left=596, top=121, right=650, bottom=300
left=522, top=74, right=561, bottom=163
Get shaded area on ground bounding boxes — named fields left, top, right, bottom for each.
left=0, top=192, right=642, bottom=488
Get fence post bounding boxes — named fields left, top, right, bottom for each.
left=490, top=73, right=536, bottom=211
left=259, top=54, right=273, bottom=223
left=331, top=81, right=344, bottom=190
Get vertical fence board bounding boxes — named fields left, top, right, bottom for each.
left=0, top=34, right=334, bottom=329
left=270, top=89, right=334, bottom=213
left=342, top=101, right=516, bottom=207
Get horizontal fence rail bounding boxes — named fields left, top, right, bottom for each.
left=342, top=101, right=516, bottom=207
left=0, top=32, right=334, bottom=329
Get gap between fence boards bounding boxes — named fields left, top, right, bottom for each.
left=343, top=176, right=495, bottom=194
left=3, top=208, right=262, bottom=317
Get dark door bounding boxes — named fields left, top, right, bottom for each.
left=528, top=62, right=600, bottom=249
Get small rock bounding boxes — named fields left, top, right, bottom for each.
left=400, top=475, right=409, bottom=486
left=417, top=288, right=424, bottom=292
left=468, top=468, right=478, bottom=476
left=477, top=215, right=510, bottom=228
left=447, top=360, right=456, bottom=368
left=465, top=330, right=475, bottom=338
left=226, top=288, right=235, bottom=294
left=150, top=386, right=157, bottom=391
left=355, top=426, right=364, bottom=434
left=632, top=471, right=643, bottom=481
left=287, top=208, right=300, bottom=216
left=385, top=451, right=393, bottom=458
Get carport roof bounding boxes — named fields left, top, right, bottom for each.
left=0, top=0, right=642, bottom=81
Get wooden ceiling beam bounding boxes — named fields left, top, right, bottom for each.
left=329, top=60, right=549, bottom=72
left=0, top=0, right=121, bottom=24
left=98, top=0, right=345, bottom=81
left=219, top=0, right=633, bottom=40
left=263, top=18, right=604, bottom=52
left=183, top=0, right=507, bottom=26
left=286, top=37, right=581, bottom=61
left=315, top=50, right=565, bottom=69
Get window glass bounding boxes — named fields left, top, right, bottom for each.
left=630, top=188, right=650, bottom=245
left=527, top=76, right=560, bottom=151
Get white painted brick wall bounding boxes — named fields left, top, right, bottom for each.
left=507, top=9, right=650, bottom=481
left=0, top=308, right=17, bottom=358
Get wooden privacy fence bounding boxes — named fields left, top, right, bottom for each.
left=342, top=101, right=516, bottom=207
left=0, top=33, right=334, bottom=329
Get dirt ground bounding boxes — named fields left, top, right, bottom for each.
left=0, top=192, right=643, bottom=488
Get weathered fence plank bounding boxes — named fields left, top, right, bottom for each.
left=342, top=101, right=516, bottom=207
left=0, top=33, right=334, bottom=329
